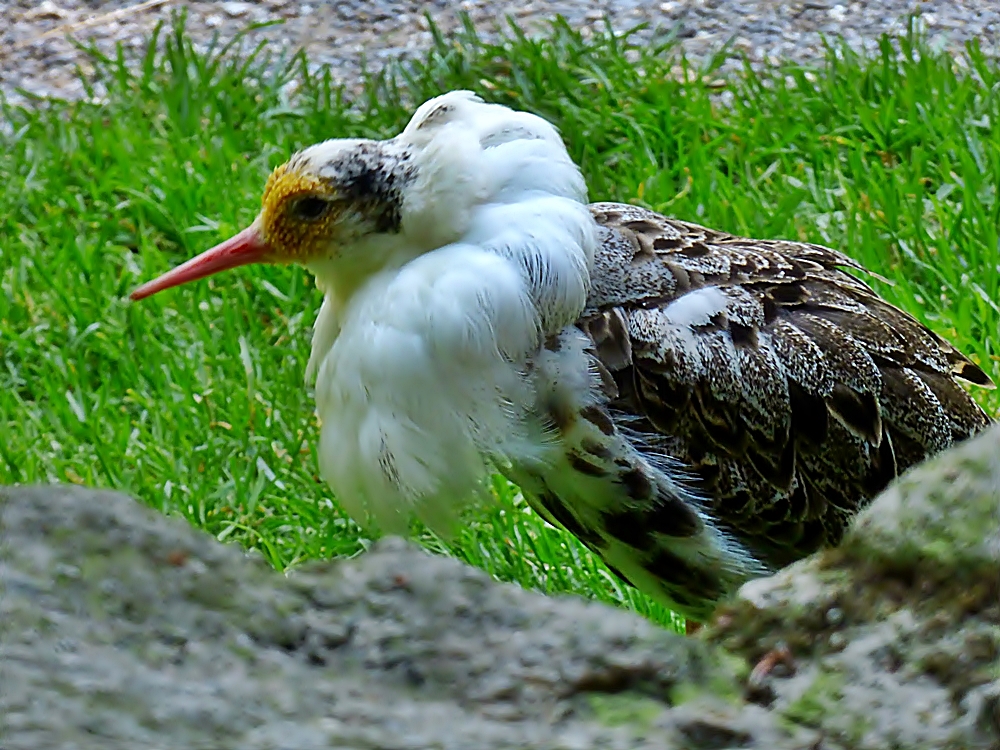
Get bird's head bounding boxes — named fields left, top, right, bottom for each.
left=130, top=90, right=583, bottom=304
left=129, top=135, right=423, bottom=303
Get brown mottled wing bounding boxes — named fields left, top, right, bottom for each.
left=580, top=202, right=993, bottom=568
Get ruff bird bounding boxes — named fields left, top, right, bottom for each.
left=131, top=91, right=993, bottom=623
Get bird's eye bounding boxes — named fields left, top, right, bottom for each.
left=292, top=196, right=330, bottom=221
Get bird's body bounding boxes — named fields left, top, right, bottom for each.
left=132, top=91, right=993, bottom=621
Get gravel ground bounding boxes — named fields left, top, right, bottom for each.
left=2, top=0, right=999, bottom=106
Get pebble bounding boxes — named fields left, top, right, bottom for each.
left=1, top=0, right=998, bottom=107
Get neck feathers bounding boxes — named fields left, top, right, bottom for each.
left=306, top=93, right=599, bottom=535
left=307, top=92, right=598, bottom=379
left=426, top=93, right=597, bottom=333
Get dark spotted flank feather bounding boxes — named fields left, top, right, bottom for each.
left=577, top=202, right=993, bottom=572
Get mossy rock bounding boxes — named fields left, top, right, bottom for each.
left=707, top=424, right=1000, bottom=750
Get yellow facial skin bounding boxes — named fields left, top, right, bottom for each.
left=128, top=147, right=406, bottom=302
left=259, top=163, right=342, bottom=262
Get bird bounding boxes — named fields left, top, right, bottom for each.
left=130, top=90, right=994, bottom=624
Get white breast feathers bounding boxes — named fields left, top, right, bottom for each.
left=309, top=91, right=599, bottom=535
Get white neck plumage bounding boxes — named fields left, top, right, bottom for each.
left=304, top=91, right=600, bottom=534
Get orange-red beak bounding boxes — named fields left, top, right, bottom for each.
left=129, top=224, right=272, bottom=301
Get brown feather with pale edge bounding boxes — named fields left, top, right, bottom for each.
left=577, top=202, right=993, bottom=571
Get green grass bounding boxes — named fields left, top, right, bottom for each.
left=1, top=14, right=997, bottom=632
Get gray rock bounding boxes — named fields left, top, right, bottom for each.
left=849, top=429, right=1000, bottom=575
left=712, top=422, right=1000, bottom=750
left=0, top=484, right=805, bottom=749
left=2, top=422, right=998, bottom=749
